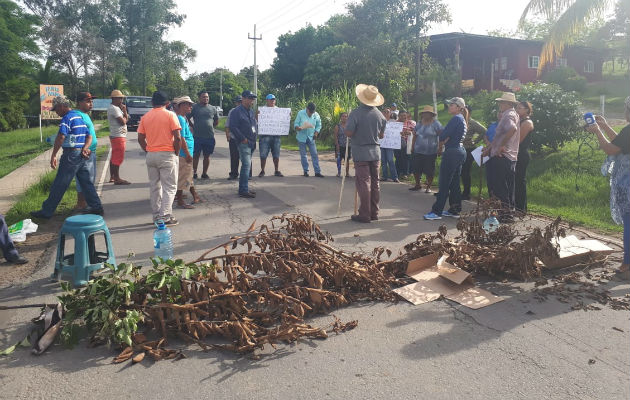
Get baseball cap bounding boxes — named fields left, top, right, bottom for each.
left=447, top=97, right=466, bottom=108
left=151, top=90, right=170, bottom=106
left=77, top=92, right=97, bottom=102
left=241, top=90, right=257, bottom=99
left=233, top=95, right=243, bottom=102
left=265, top=94, right=276, bottom=100
left=391, top=102, right=397, bottom=107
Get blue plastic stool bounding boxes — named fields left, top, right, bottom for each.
left=52, top=214, right=116, bottom=286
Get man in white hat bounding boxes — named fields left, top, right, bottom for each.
left=345, top=84, right=387, bottom=223
left=482, top=91, right=520, bottom=220
left=173, top=96, right=202, bottom=208
left=107, top=89, right=130, bottom=185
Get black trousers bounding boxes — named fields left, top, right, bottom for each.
left=514, top=150, right=530, bottom=212
left=488, top=156, right=516, bottom=210
left=394, top=148, right=410, bottom=176
left=229, top=138, right=240, bottom=177
left=461, top=148, right=474, bottom=197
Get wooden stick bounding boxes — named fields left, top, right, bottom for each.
left=336, top=136, right=351, bottom=217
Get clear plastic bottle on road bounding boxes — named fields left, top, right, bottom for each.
left=483, top=214, right=500, bottom=234
left=153, top=220, right=173, bottom=260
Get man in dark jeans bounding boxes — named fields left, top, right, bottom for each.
left=225, top=96, right=242, bottom=180
left=0, top=214, right=27, bottom=264
left=31, top=95, right=103, bottom=219
left=229, top=91, right=258, bottom=198
left=483, top=92, right=520, bottom=221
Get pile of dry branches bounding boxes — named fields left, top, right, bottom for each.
left=114, top=214, right=406, bottom=362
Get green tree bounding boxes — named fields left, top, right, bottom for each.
left=0, top=0, right=40, bottom=130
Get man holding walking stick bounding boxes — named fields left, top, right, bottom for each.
left=344, top=84, right=387, bottom=223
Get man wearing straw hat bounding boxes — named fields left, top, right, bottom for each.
left=482, top=91, right=520, bottom=221
left=107, top=89, right=131, bottom=185
left=345, top=84, right=387, bottom=223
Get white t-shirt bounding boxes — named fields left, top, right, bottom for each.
left=107, top=104, right=127, bottom=138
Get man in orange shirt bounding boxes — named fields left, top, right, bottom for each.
left=137, top=91, right=182, bottom=226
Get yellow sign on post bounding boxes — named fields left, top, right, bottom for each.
left=40, top=84, right=64, bottom=120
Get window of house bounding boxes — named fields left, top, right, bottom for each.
left=584, top=60, right=594, bottom=73
left=556, top=58, right=567, bottom=67
left=500, top=57, right=508, bottom=70
left=528, top=56, right=539, bottom=69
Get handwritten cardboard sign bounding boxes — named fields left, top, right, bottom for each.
left=379, top=121, right=403, bottom=149
left=258, top=107, right=291, bottom=136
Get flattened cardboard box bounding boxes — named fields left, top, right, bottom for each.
left=393, top=253, right=503, bottom=309
left=544, top=235, right=614, bottom=268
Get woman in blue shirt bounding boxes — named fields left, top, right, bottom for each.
left=424, top=97, right=469, bottom=220
left=410, top=106, right=442, bottom=192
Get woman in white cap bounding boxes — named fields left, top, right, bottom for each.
left=423, top=97, right=468, bottom=220
left=586, top=97, right=630, bottom=279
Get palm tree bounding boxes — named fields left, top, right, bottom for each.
left=520, top=0, right=611, bottom=72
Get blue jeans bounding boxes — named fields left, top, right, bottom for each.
left=431, top=147, right=466, bottom=214
left=238, top=142, right=252, bottom=194
left=259, top=136, right=281, bottom=160
left=41, top=148, right=102, bottom=217
left=298, top=139, right=321, bottom=174
left=380, top=148, right=397, bottom=180
left=75, top=151, right=96, bottom=193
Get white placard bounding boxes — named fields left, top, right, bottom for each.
left=379, top=121, right=403, bottom=149
left=258, top=107, right=291, bottom=136
left=471, top=145, right=486, bottom=167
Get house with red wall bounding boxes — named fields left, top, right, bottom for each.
left=426, top=33, right=605, bottom=92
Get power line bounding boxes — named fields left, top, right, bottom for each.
left=256, top=0, right=296, bottom=27
left=258, top=0, right=333, bottom=33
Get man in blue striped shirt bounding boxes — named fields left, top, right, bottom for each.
left=31, top=95, right=103, bottom=219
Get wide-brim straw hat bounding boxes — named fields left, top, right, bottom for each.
left=420, top=105, right=437, bottom=116
left=110, top=89, right=125, bottom=98
left=495, top=92, right=518, bottom=104
left=355, top=84, right=384, bottom=107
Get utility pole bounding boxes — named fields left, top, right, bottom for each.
left=248, top=24, right=262, bottom=98
left=219, top=68, right=223, bottom=109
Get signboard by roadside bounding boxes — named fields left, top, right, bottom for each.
left=258, top=107, right=291, bottom=136
left=40, top=84, right=63, bottom=120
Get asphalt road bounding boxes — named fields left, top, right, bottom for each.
left=0, top=132, right=628, bottom=400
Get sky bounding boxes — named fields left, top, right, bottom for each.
left=166, top=0, right=533, bottom=76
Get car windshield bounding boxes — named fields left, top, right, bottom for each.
left=126, top=98, right=152, bottom=108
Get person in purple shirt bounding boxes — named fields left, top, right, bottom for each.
left=424, top=97, right=468, bottom=220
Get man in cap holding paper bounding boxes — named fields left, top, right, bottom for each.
left=345, top=84, right=387, bottom=223
left=31, top=95, right=103, bottom=219
left=228, top=90, right=258, bottom=198
left=107, top=89, right=131, bottom=185
left=482, top=92, right=520, bottom=220
left=294, top=102, right=323, bottom=177
left=257, top=93, right=284, bottom=177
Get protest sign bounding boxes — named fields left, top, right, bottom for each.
left=258, top=107, right=291, bottom=136
left=379, top=121, right=403, bottom=149
left=40, top=84, right=64, bottom=120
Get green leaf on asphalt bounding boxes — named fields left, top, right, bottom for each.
left=0, top=337, right=31, bottom=356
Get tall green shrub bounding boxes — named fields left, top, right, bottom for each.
left=477, top=83, right=582, bottom=151
left=542, top=67, right=587, bottom=93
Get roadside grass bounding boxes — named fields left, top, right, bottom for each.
left=5, top=171, right=77, bottom=226
left=582, top=78, right=629, bottom=116
left=0, top=126, right=56, bottom=179
left=0, top=118, right=110, bottom=180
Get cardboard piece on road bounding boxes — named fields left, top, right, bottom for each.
left=545, top=235, right=614, bottom=268
left=397, top=253, right=503, bottom=309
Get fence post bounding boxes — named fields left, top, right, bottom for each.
left=600, top=95, right=605, bottom=117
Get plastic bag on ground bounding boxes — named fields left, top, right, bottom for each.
left=8, top=219, right=39, bottom=242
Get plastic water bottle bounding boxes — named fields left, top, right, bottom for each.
left=153, top=221, right=173, bottom=260
left=483, top=215, right=500, bottom=234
